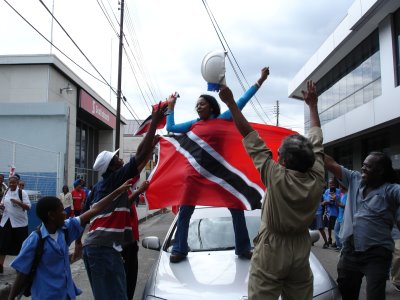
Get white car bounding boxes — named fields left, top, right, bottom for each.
left=142, top=206, right=340, bottom=300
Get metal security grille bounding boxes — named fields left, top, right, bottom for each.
left=0, top=137, right=61, bottom=197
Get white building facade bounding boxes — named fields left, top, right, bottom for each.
left=289, top=0, right=400, bottom=171
left=0, top=54, right=127, bottom=194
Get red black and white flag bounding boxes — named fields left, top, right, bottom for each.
left=145, top=119, right=296, bottom=210
left=133, top=93, right=179, bottom=136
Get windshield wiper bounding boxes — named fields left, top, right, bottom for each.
left=191, top=246, right=235, bottom=252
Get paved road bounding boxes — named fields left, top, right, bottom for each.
left=311, top=236, right=399, bottom=299
left=2, top=210, right=399, bottom=299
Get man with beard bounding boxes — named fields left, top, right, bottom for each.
left=324, top=152, right=400, bottom=299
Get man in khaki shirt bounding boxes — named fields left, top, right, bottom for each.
left=219, top=80, right=324, bottom=300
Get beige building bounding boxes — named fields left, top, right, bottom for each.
left=0, top=54, right=127, bottom=194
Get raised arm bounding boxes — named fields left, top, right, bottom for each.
left=219, top=86, right=254, bottom=137
left=324, top=154, right=342, bottom=180
left=136, top=102, right=167, bottom=167
left=301, top=80, right=320, bottom=128
left=219, top=67, right=269, bottom=120
left=128, top=181, right=149, bottom=206
left=79, top=179, right=133, bottom=225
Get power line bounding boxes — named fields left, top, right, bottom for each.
left=96, top=0, right=119, bottom=36
left=3, top=0, right=113, bottom=89
left=201, top=0, right=273, bottom=124
left=38, top=0, right=117, bottom=95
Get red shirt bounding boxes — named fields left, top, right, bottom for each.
left=71, top=189, right=85, bottom=210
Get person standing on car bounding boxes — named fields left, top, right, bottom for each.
left=0, top=175, right=31, bottom=274
left=167, top=67, right=269, bottom=263
left=324, top=152, right=400, bottom=299
left=219, top=80, right=324, bottom=300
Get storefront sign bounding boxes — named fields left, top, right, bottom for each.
left=80, top=90, right=116, bottom=128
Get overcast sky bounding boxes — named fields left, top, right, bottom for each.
left=0, top=0, right=354, bottom=134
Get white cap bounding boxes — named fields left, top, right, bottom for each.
left=93, top=149, right=119, bottom=175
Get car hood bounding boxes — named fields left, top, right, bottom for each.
left=145, top=251, right=336, bottom=300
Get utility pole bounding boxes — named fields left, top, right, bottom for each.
left=115, top=0, right=125, bottom=151
left=274, top=100, right=280, bottom=126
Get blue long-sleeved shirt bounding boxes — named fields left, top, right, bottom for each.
left=166, top=85, right=258, bottom=133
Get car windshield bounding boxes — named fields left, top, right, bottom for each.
left=168, top=214, right=260, bottom=252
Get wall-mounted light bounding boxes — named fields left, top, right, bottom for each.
left=60, top=83, right=73, bottom=94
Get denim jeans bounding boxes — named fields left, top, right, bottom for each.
left=83, top=245, right=128, bottom=300
left=171, top=205, right=251, bottom=256
left=334, top=221, right=342, bottom=248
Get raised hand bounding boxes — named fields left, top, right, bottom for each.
left=137, top=180, right=150, bottom=194
left=301, top=80, right=318, bottom=107
left=257, top=67, right=270, bottom=86
left=219, top=85, right=235, bottom=106
left=167, top=93, right=179, bottom=110
left=152, top=101, right=168, bottom=124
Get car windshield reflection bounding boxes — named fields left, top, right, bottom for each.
left=169, top=215, right=260, bottom=252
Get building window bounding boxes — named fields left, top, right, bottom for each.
left=394, top=8, right=400, bottom=86
left=361, top=133, right=389, bottom=165
left=304, top=30, right=381, bottom=132
left=334, top=142, right=353, bottom=170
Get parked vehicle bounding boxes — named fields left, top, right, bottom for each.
left=142, top=206, right=340, bottom=300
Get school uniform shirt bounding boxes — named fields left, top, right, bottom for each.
left=0, top=188, right=31, bottom=227
left=10, top=217, right=84, bottom=300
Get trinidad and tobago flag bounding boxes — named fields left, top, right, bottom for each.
left=145, top=119, right=296, bottom=210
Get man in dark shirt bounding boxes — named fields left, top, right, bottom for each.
left=325, top=152, right=400, bottom=299
left=81, top=104, right=167, bottom=300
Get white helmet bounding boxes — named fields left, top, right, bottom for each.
left=201, top=50, right=227, bottom=91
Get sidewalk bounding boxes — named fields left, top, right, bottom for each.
left=0, top=205, right=163, bottom=300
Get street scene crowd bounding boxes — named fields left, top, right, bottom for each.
left=0, top=75, right=399, bottom=300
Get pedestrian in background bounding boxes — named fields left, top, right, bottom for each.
left=333, top=184, right=347, bottom=251
left=18, top=180, right=25, bottom=190
left=322, top=177, right=340, bottom=248
left=0, top=174, right=8, bottom=222
left=74, top=178, right=90, bottom=199
left=71, top=183, right=85, bottom=216
left=7, top=179, right=134, bottom=300
left=0, top=174, right=8, bottom=199
left=324, top=152, right=400, bottom=300
left=219, top=80, right=324, bottom=300
left=0, top=175, right=31, bottom=274
left=314, top=191, right=329, bottom=248
left=59, top=185, right=73, bottom=216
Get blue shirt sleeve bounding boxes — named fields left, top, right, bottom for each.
left=166, top=110, right=198, bottom=133
left=219, top=85, right=258, bottom=120
left=10, top=232, right=39, bottom=274
left=63, top=217, right=84, bottom=245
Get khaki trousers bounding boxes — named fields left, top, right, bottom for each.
left=248, top=229, right=313, bottom=300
